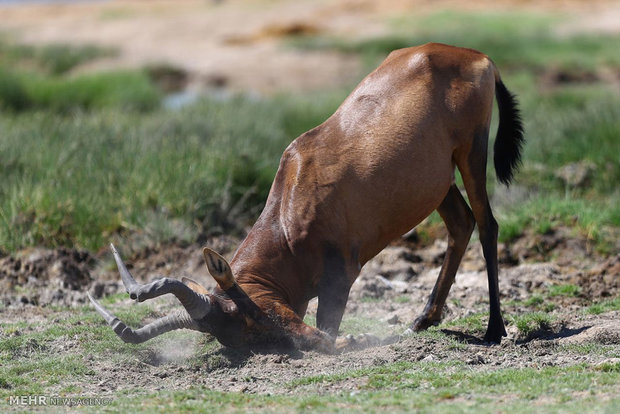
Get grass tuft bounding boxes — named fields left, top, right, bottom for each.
left=549, top=284, right=581, bottom=298
left=510, top=312, right=554, bottom=337
left=586, top=297, right=620, bottom=315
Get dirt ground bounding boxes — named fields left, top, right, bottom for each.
left=1, top=228, right=619, bottom=396
left=0, top=0, right=619, bottom=399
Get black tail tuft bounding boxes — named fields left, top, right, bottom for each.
left=494, top=79, right=525, bottom=186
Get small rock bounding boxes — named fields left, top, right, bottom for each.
left=466, top=353, right=485, bottom=365
left=386, top=314, right=400, bottom=325
left=595, top=358, right=620, bottom=369
left=390, top=280, right=409, bottom=293
left=392, top=267, right=417, bottom=282
left=375, top=275, right=394, bottom=289
left=398, top=250, right=423, bottom=263
left=272, top=354, right=289, bottom=364
left=422, top=354, right=436, bottom=362
left=92, top=282, right=105, bottom=298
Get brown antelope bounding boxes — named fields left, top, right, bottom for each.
left=89, top=43, right=524, bottom=352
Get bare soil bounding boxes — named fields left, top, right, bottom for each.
left=1, top=229, right=618, bottom=396
left=0, top=0, right=619, bottom=399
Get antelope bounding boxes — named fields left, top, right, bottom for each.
left=89, top=43, right=524, bottom=352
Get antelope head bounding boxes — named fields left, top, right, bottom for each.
left=88, top=244, right=285, bottom=348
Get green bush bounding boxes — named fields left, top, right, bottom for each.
left=0, top=39, right=115, bottom=75
left=25, top=70, right=161, bottom=112
left=0, top=67, right=32, bottom=111
left=0, top=39, right=156, bottom=112
left=0, top=68, right=161, bottom=113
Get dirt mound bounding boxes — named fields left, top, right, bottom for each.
left=0, top=229, right=618, bottom=399
left=0, top=248, right=93, bottom=306
left=578, top=254, right=620, bottom=298
left=1, top=228, right=615, bottom=310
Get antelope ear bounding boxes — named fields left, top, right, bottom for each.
left=202, top=247, right=235, bottom=290
left=181, top=277, right=210, bottom=295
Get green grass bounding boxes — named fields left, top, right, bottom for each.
left=290, top=361, right=617, bottom=396
left=528, top=295, right=556, bottom=313
left=0, top=354, right=93, bottom=396
left=559, top=343, right=620, bottom=359
left=524, top=294, right=545, bottom=307
left=521, top=87, right=620, bottom=194
left=586, top=297, right=620, bottom=315
left=0, top=12, right=616, bottom=254
left=0, top=67, right=161, bottom=112
left=0, top=87, right=347, bottom=252
left=442, top=312, right=487, bottom=335
left=93, top=363, right=620, bottom=413
left=0, top=39, right=116, bottom=75
left=510, top=312, right=554, bottom=338
left=0, top=302, right=195, bottom=395
left=304, top=313, right=395, bottom=337
left=549, top=284, right=581, bottom=298
left=395, top=295, right=411, bottom=304
left=2, top=311, right=619, bottom=412
left=441, top=310, right=558, bottom=342
left=0, top=39, right=150, bottom=113
left=0, top=304, right=158, bottom=362
left=290, top=11, right=620, bottom=72
left=497, top=195, right=619, bottom=251
left=1, top=10, right=619, bottom=414
left=338, top=315, right=392, bottom=337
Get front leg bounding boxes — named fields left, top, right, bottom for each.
left=271, top=303, right=336, bottom=353
left=262, top=246, right=354, bottom=353
left=316, top=245, right=352, bottom=337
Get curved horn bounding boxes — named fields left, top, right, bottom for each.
left=88, top=293, right=201, bottom=344
left=109, top=244, right=211, bottom=319
left=110, top=243, right=139, bottom=297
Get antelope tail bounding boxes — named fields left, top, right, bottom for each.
left=493, top=74, right=525, bottom=186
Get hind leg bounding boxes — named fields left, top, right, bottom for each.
left=457, top=134, right=507, bottom=343
left=412, top=184, right=475, bottom=331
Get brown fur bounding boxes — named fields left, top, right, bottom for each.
left=207, top=43, right=512, bottom=350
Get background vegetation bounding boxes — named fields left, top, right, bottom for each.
left=0, top=8, right=619, bottom=413
left=1, top=12, right=618, bottom=256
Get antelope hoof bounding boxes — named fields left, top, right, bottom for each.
left=411, top=315, right=440, bottom=332
left=483, top=324, right=507, bottom=345
left=335, top=333, right=381, bottom=353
